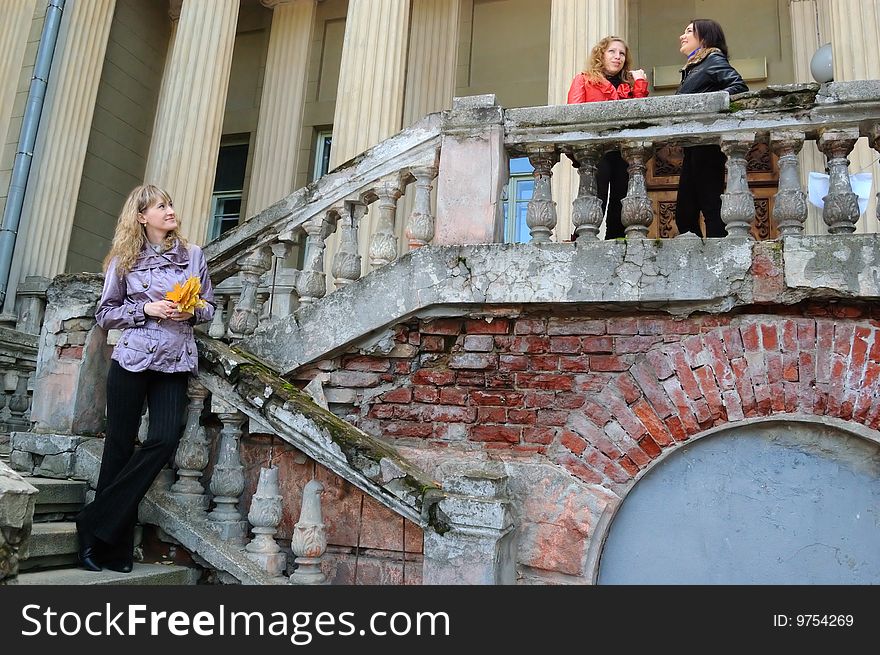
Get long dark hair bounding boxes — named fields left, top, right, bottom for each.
left=691, top=18, right=730, bottom=58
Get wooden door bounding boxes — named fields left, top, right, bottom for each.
left=645, top=143, right=780, bottom=239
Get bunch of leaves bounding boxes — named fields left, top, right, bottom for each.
left=165, top=275, right=207, bottom=314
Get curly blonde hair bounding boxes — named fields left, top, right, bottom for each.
left=103, top=184, right=188, bottom=274
left=582, top=36, right=634, bottom=85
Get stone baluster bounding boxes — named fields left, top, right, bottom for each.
left=720, top=134, right=757, bottom=237
left=227, top=247, right=272, bottom=340
left=771, top=131, right=808, bottom=236
left=257, top=291, right=271, bottom=325
left=620, top=142, right=655, bottom=238
left=296, top=214, right=332, bottom=305
left=207, top=401, right=247, bottom=545
left=14, top=277, right=50, bottom=335
left=268, top=240, right=299, bottom=318
left=289, top=478, right=327, bottom=584
left=525, top=147, right=559, bottom=243
left=569, top=146, right=605, bottom=242
left=245, top=466, right=285, bottom=577
left=818, top=128, right=861, bottom=234
left=872, top=125, right=880, bottom=224
left=332, top=202, right=365, bottom=288
left=7, top=371, right=31, bottom=432
left=170, top=379, right=210, bottom=511
left=208, top=293, right=229, bottom=338
left=405, top=164, right=439, bottom=249
left=369, top=177, right=404, bottom=269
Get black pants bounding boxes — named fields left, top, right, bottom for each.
left=76, top=361, right=189, bottom=557
left=597, top=150, right=629, bottom=239
left=675, top=144, right=728, bottom=237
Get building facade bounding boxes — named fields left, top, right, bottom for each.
left=1, top=0, right=879, bottom=318
left=2, top=0, right=880, bottom=585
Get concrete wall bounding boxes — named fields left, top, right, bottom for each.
left=66, top=0, right=169, bottom=274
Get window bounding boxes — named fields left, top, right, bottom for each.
left=502, top=157, right=534, bottom=243
left=210, top=141, right=249, bottom=240
left=312, top=130, right=332, bottom=182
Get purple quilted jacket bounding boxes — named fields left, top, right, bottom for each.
left=96, top=241, right=215, bottom=374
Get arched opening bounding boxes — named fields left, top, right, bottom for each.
left=597, top=420, right=880, bottom=584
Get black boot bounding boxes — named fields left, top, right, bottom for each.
left=75, top=521, right=103, bottom=572
left=101, top=531, right=134, bottom=573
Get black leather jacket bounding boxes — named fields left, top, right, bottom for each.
left=676, top=50, right=748, bottom=95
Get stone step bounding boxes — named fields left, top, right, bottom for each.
left=20, top=521, right=78, bottom=570
left=24, top=477, right=87, bottom=515
left=16, top=563, right=201, bottom=585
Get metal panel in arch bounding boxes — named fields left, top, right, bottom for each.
left=597, top=421, right=880, bottom=584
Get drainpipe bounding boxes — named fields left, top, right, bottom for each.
left=0, top=0, right=66, bottom=307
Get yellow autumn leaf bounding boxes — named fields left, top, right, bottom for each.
left=165, top=275, right=207, bottom=314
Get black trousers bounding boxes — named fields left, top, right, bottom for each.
left=76, top=361, right=189, bottom=556
left=597, top=150, right=629, bottom=239
left=675, top=144, right=728, bottom=237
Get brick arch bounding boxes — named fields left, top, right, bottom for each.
left=557, top=318, right=880, bottom=488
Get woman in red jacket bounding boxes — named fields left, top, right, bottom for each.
left=567, top=36, right=648, bottom=239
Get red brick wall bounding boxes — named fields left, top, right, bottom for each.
left=293, top=306, right=880, bottom=489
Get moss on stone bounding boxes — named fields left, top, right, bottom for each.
left=198, top=334, right=443, bottom=528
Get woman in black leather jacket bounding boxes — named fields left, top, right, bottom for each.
left=674, top=19, right=748, bottom=237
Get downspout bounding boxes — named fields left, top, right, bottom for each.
left=0, top=0, right=65, bottom=307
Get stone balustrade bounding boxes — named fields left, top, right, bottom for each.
left=201, top=81, right=880, bottom=343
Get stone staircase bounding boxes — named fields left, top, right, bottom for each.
left=15, top=475, right=200, bottom=585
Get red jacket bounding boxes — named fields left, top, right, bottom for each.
left=566, top=74, right=649, bottom=103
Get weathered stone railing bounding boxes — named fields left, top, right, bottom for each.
left=203, top=111, right=442, bottom=301
left=205, top=82, right=880, bottom=344
left=504, top=82, right=880, bottom=241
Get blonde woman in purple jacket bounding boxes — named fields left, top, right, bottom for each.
left=76, top=184, right=215, bottom=572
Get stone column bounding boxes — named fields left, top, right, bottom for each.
left=828, top=0, right=880, bottom=232
left=0, top=1, right=36, bottom=170
left=9, top=0, right=115, bottom=288
left=422, top=469, right=515, bottom=585
left=396, top=0, right=460, bottom=253
left=330, top=0, right=410, bottom=169
left=789, top=0, right=831, bottom=234
left=245, top=0, right=316, bottom=217
left=325, top=0, right=409, bottom=285
left=548, top=0, right=627, bottom=241
left=144, top=0, right=239, bottom=244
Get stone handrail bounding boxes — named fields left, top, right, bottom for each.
left=503, top=82, right=880, bottom=150
left=201, top=82, right=880, bottom=346
left=194, top=335, right=445, bottom=530
left=203, top=112, right=442, bottom=284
